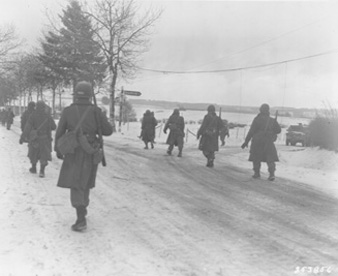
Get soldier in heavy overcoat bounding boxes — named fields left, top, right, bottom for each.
left=141, top=110, right=157, bottom=149
left=21, top=101, right=36, bottom=132
left=54, top=81, right=113, bottom=232
left=241, top=103, right=281, bottom=181
left=5, top=108, right=15, bottom=130
left=219, top=119, right=230, bottom=146
left=0, top=109, right=6, bottom=126
left=197, top=105, right=224, bottom=167
left=20, top=101, right=56, bottom=177
left=163, top=109, right=185, bottom=157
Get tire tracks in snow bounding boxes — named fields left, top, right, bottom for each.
left=104, top=141, right=338, bottom=276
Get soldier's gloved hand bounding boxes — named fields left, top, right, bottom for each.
left=163, top=129, right=167, bottom=134
left=19, top=137, right=24, bottom=144
left=241, top=142, right=248, bottom=149
left=56, top=151, right=64, bottom=160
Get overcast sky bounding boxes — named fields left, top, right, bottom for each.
left=1, top=0, right=338, bottom=109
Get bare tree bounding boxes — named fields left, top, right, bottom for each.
left=86, top=0, right=162, bottom=125
left=0, top=25, right=23, bottom=62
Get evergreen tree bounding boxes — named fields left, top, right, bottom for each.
left=59, top=0, right=106, bottom=86
left=39, top=32, right=67, bottom=82
left=39, top=0, right=106, bottom=90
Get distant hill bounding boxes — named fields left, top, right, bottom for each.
left=129, top=99, right=319, bottom=119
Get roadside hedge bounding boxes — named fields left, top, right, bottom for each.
left=308, top=116, right=338, bottom=151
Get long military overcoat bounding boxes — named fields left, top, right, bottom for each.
left=163, top=114, right=185, bottom=146
left=55, top=100, right=113, bottom=189
left=141, top=112, right=157, bottom=143
left=197, top=112, right=224, bottom=152
left=244, top=113, right=281, bottom=163
left=22, top=107, right=56, bottom=165
left=21, top=104, right=35, bottom=132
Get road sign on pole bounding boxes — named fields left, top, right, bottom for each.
left=123, top=90, right=142, bottom=96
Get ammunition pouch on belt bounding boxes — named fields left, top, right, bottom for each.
left=78, top=133, right=103, bottom=165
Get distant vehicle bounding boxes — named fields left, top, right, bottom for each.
left=286, top=124, right=310, bottom=146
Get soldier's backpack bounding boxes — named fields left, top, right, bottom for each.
left=56, top=106, right=91, bottom=155
left=204, top=115, right=219, bottom=137
left=28, top=118, right=49, bottom=148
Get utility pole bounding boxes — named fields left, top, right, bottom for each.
left=119, top=87, right=124, bottom=132
left=118, top=88, right=141, bottom=132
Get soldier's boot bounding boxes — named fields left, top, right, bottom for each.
left=252, top=171, right=261, bottom=179
left=206, top=158, right=214, bottom=168
left=167, top=147, right=172, bottom=155
left=39, top=165, right=46, bottom=178
left=268, top=171, right=275, bottom=181
left=151, top=142, right=154, bottom=149
left=268, top=163, right=276, bottom=181
left=252, top=162, right=261, bottom=178
left=72, top=206, right=87, bottom=232
left=177, top=149, right=182, bottom=157
left=29, top=163, right=37, bottom=174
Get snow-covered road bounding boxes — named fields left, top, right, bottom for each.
left=0, top=122, right=337, bottom=276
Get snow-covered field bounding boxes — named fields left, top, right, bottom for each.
left=0, top=117, right=337, bottom=276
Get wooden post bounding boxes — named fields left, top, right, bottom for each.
left=119, top=87, right=123, bottom=132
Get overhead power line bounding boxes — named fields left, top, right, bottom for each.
left=136, top=48, right=338, bottom=74
left=187, top=13, right=333, bottom=71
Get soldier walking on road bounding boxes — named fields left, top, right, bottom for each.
left=219, top=119, right=230, bottom=146
left=20, top=101, right=56, bottom=177
left=54, top=81, right=113, bottom=232
left=5, top=107, right=15, bottom=130
left=0, top=108, right=6, bottom=126
left=140, top=110, right=157, bottom=149
left=21, top=102, right=36, bottom=133
left=197, top=105, right=224, bottom=167
left=241, top=103, right=281, bottom=181
left=163, top=108, right=185, bottom=157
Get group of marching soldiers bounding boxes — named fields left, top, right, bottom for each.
left=0, top=107, right=15, bottom=130
left=140, top=106, right=230, bottom=164
left=140, top=103, right=281, bottom=180
left=4, top=80, right=281, bottom=232
left=15, top=82, right=113, bottom=232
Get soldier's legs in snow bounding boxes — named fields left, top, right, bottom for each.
left=72, top=206, right=87, bottom=231
left=267, top=162, right=276, bottom=181
left=70, top=188, right=90, bottom=231
left=177, top=141, right=183, bottom=157
left=167, top=144, right=174, bottom=155
left=39, top=160, right=48, bottom=178
left=252, top=161, right=261, bottom=178
left=175, top=136, right=184, bottom=157
left=28, top=146, right=39, bottom=173
left=29, top=163, right=37, bottom=174
left=220, top=132, right=226, bottom=146
left=70, top=187, right=90, bottom=208
left=144, top=141, right=148, bottom=149
left=208, top=152, right=215, bottom=167
left=203, top=150, right=215, bottom=167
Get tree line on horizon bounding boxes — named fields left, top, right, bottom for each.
left=129, top=99, right=324, bottom=119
